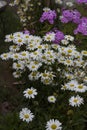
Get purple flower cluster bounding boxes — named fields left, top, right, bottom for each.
left=76, top=0, right=87, bottom=4
left=74, top=17, right=87, bottom=35
left=60, top=9, right=81, bottom=24
left=40, top=10, right=57, bottom=24
left=53, top=30, right=64, bottom=44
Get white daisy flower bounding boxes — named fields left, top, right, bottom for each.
left=66, top=2, right=74, bottom=7
left=23, top=87, right=37, bottom=99
left=84, top=76, right=87, bottom=83
left=55, top=0, right=63, bottom=4
left=13, top=32, right=23, bottom=38
left=27, top=62, right=41, bottom=71
left=5, top=34, right=14, bottom=42
left=43, top=7, right=51, bottom=12
left=13, top=71, right=22, bottom=78
left=48, top=96, right=56, bottom=103
left=28, top=71, right=40, bottom=80
left=12, top=53, right=20, bottom=60
left=20, top=51, right=29, bottom=59
left=69, top=95, right=84, bottom=107
left=19, top=108, right=34, bottom=123
left=13, top=37, right=25, bottom=46
left=46, top=119, right=62, bottom=130
left=27, top=43, right=37, bottom=50
left=0, top=53, right=10, bottom=60
left=44, top=32, right=55, bottom=42
left=64, top=59, right=73, bottom=66
left=75, top=84, right=87, bottom=93
left=9, top=45, right=20, bottom=52
left=64, top=35, right=74, bottom=41
left=66, top=80, right=78, bottom=91
left=61, top=84, right=67, bottom=90
left=81, top=50, right=87, bottom=56
left=61, top=39, right=69, bottom=45
left=13, top=62, right=24, bottom=70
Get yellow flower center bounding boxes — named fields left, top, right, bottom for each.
left=16, top=64, right=21, bottom=67
left=83, top=51, right=87, bottom=54
left=74, top=99, right=78, bottom=103
left=66, top=60, right=71, bottom=63
left=78, top=85, right=83, bottom=89
left=38, top=45, right=42, bottom=49
left=14, top=55, right=18, bottom=58
left=13, top=46, right=17, bottom=49
left=32, top=72, right=37, bottom=76
left=43, top=73, right=48, bottom=77
left=30, top=44, right=33, bottom=48
left=47, top=36, right=51, bottom=40
left=51, top=124, right=57, bottom=129
left=50, top=98, right=54, bottom=101
left=32, top=66, right=35, bottom=68
left=18, top=39, right=22, bottom=42
left=68, top=50, right=72, bottom=53
left=26, top=36, right=29, bottom=38
left=3, top=54, right=7, bottom=57
left=28, top=90, right=33, bottom=95
left=70, top=84, right=74, bottom=87
left=22, top=53, right=26, bottom=56
left=10, top=35, right=14, bottom=39
left=24, top=114, right=29, bottom=119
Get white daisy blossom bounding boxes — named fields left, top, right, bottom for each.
left=66, top=2, right=74, bottom=7
left=84, top=76, right=87, bottom=83
left=55, top=0, right=63, bottom=4
left=23, top=87, right=37, bottom=99
left=13, top=71, right=22, bottom=78
left=43, top=7, right=51, bottom=12
left=64, top=35, right=74, bottom=41
left=81, top=50, right=87, bottom=56
left=44, top=32, right=55, bottom=42
left=9, top=45, right=20, bottom=52
left=5, top=34, right=14, bottom=42
left=0, top=53, right=10, bottom=60
left=75, top=84, right=87, bottom=93
left=13, top=37, right=25, bottom=46
left=46, top=119, right=62, bottom=130
left=66, top=80, right=78, bottom=91
left=13, top=62, right=25, bottom=70
left=48, top=96, right=56, bottom=103
left=69, top=95, right=84, bottom=107
left=19, top=108, right=34, bottom=123
left=28, top=71, right=40, bottom=80
left=61, top=39, right=69, bottom=45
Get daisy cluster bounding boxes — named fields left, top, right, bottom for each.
left=1, top=32, right=86, bottom=85
left=1, top=31, right=87, bottom=103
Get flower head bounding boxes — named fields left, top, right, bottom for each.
left=46, top=119, right=62, bottom=130
left=19, top=108, right=34, bottom=123
left=23, top=87, right=37, bottom=99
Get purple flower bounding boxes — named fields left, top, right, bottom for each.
left=74, top=17, right=87, bottom=35
left=76, top=0, right=87, bottom=4
left=60, top=9, right=81, bottom=24
left=40, top=9, right=57, bottom=24
left=54, top=30, right=64, bottom=44
left=23, top=30, right=30, bottom=34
